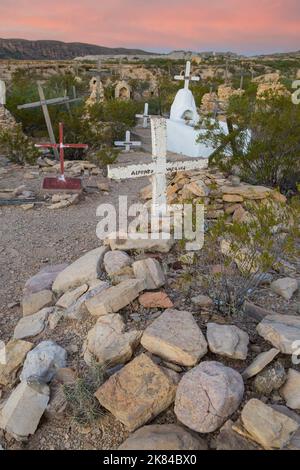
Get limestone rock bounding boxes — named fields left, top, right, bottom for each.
left=222, top=194, right=244, bottom=203
left=13, top=307, right=52, bottom=340
left=95, top=353, right=176, bottom=431
left=141, top=309, right=207, bottom=366
left=257, top=315, right=300, bottom=354
left=56, top=284, right=88, bottom=309
left=270, top=278, right=298, bottom=301
left=65, top=281, right=109, bottom=320
left=242, top=348, right=280, bottom=380
left=0, top=340, right=33, bottom=387
left=52, top=246, right=108, bottom=294
left=280, top=369, right=300, bottom=410
left=110, top=266, right=135, bottom=285
left=103, top=250, right=132, bottom=276
left=20, top=340, right=67, bottom=383
left=174, top=361, right=244, bottom=433
left=241, top=399, right=299, bottom=449
left=85, top=279, right=145, bottom=316
left=24, top=264, right=68, bottom=295
left=22, top=290, right=54, bottom=317
left=132, top=258, right=165, bottom=290
left=0, top=381, right=49, bottom=439
left=106, top=236, right=173, bottom=253
left=138, top=291, right=173, bottom=309
left=220, top=184, right=271, bottom=200
left=215, top=420, right=261, bottom=451
left=254, top=361, right=286, bottom=395
left=119, top=424, right=207, bottom=450
left=83, top=314, right=141, bottom=366
left=191, top=295, right=213, bottom=308
left=185, top=180, right=210, bottom=197
left=207, top=323, right=249, bottom=360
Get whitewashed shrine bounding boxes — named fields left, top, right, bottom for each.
left=167, top=61, right=229, bottom=158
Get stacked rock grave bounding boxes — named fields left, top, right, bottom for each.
left=0, top=209, right=299, bottom=451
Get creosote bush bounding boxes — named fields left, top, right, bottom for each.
left=0, top=124, right=39, bottom=164
left=202, top=199, right=300, bottom=314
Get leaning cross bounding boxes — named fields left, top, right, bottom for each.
left=18, top=81, right=81, bottom=160
left=108, top=117, right=208, bottom=216
left=114, top=131, right=141, bottom=152
left=174, top=61, right=200, bottom=90
left=136, top=103, right=150, bottom=128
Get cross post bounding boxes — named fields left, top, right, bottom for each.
left=135, top=103, right=150, bottom=128
left=174, top=61, right=200, bottom=90
left=114, top=130, right=141, bottom=152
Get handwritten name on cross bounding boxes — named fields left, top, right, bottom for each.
left=108, top=117, right=208, bottom=216
left=174, top=61, right=200, bottom=90
left=114, top=131, right=141, bottom=152
left=136, top=103, right=150, bottom=128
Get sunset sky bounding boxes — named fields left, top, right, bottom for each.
left=1, top=0, right=300, bottom=55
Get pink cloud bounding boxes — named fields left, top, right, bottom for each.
left=0, top=0, right=300, bottom=54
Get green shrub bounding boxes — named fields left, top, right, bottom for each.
left=0, top=124, right=39, bottom=164
left=199, top=93, right=300, bottom=192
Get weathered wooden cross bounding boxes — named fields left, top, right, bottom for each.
left=114, top=131, right=141, bottom=152
left=108, top=117, right=208, bottom=216
left=18, top=81, right=81, bottom=160
left=174, top=61, right=200, bottom=90
left=136, top=103, right=150, bottom=128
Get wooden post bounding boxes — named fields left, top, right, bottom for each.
left=37, top=82, right=59, bottom=160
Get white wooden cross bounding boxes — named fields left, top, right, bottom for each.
left=174, top=61, right=200, bottom=90
left=136, top=103, right=150, bottom=128
left=114, top=131, right=141, bottom=152
left=108, top=117, right=208, bottom=216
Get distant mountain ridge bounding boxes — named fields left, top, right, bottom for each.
left=0, top=38, right=153, bottom=60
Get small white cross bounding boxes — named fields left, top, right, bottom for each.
left=136, top=103, right=150, bottom=128
left=108, top=118, right=208, bottom=217
left=114, top=130, right=142, bottom=152
left=174, top=61, right=200, bottom=90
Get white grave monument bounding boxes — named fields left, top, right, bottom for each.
left=167, top=61, right=229, bottom=158
left=108, top=117, right=208, bottom=217
left=114, top=131, right=141, bottom=152
left=0, top=80, right=6, bottom=106
left=136, top=103, right=150, bottom=128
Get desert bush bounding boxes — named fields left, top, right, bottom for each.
left=63, top=362, right=106, bottom=426
left=198, top=93, right=300, bottom=193
left=0, top=124, right=39, bottom=164
left=201, top=199, right=300, bottom=314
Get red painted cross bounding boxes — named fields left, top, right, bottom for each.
left=35, top=122, right=88, bottom=180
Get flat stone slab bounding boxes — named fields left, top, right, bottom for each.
left=56, top=284, right=88, bottom=309
left=257, top=314, right=300, bottom=354
left=83, top=314, right=142, bottom=367
left=133, top=258, right=165, bottom=290
left=0, top=339, right=33, bottom=386
left=207, top=323, right=249, bottom=360
left=119, top=424, right=207, bottom=450
left=138, top=291, right=173, bottom=309
left=242, top=348, right=280, bottom=380
left=22, top=290, right=54, bottom=316
left=220, top=184, right=271, bottom=200
left=13, top=307, right=53, bottom=340
left=106, top=236, right=174, bottom=253
left=141, top=309, right=207, bottom=366
left=95, top=353, right=176, bottom=431
left=174, top=361, right=244, bottom=433
left=280, top=369, right=300, bottom=410
left=241, top=399, right=299, bottom=449
left=0, top=381, right=49, bottom=439
left=85, top=279, right=145, bottom=316
left=52, top=246, right=108, bottom=294
left=24, top=264, right=68, bottom=295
